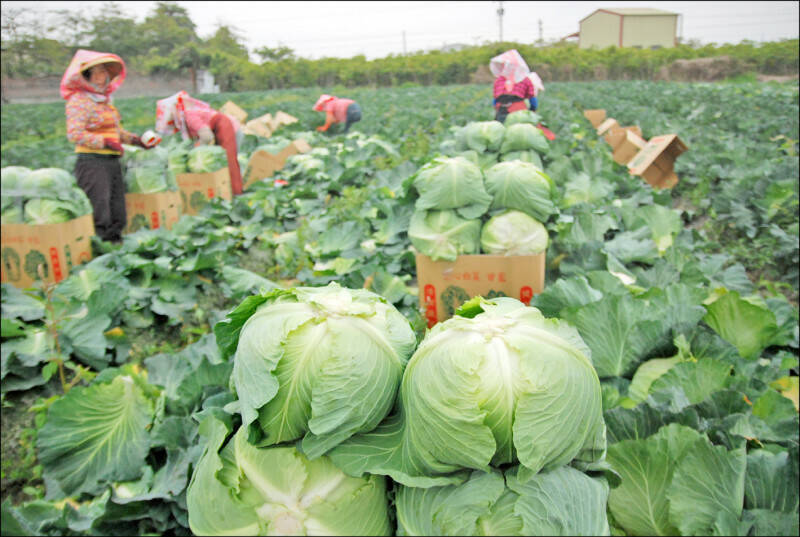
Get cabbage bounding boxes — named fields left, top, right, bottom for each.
left=0, top=166, right=31, bottom=194
left=504, top=109, right=543, bottom=126
left=501, top=149, right=543, bottom=168
left=484, top=161, right=557, bottom=222
left=455, top=121, right=505, bottom=153
left=458, top=150, right=499, bottom=170
left=481, top=210, right=549, bottom=255
left=187, top=145, right=228, bottom=173
left=328, top=297, right=607, bottom=487
left=412, top=156, right=492, bottom=219
left=214, top=282, right=416, bottom=458
left=24, top=168, right=75, bottom=198
left=396, top=466, right=610, bottom=536
left=1, top=204, right=23, bottom=223
left=187, top=415, right=392, bottom=536
left=500, top=123, right=549, bottom=154
left=23, top=198, right=75, bottom=224
left=123, top=146, right=176, bottom=193
left=408, top=209, right=481, bottom=261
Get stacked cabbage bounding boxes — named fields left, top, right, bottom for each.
left=408, top=154, right=555, bottom=261
left=121, top=145, right=179, bottom=193
left=1, top=166, right=92, bottom=225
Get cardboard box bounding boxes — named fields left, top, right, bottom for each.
left=597, top=118, right=620, bottom=141
left=607, top=129, right=648, bottom=165
left=220, top=101, right=248, bottom=124
left=416, top=252, right=546, bottom=327
left=175, top=167, right=232, bottom=215
left=1, top=214, right=94, bottom=288
left=242, top=111, right=300, bottom=139
left=244, top=138, right=313, bottom=190
left=584, top=109, right=606, bottom=128
left=124, top=191, right=183, bottom=233
left=627, top=134, right=689, bottom=189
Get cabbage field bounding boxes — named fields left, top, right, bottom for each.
left=1, top=80, right=798, bottom=536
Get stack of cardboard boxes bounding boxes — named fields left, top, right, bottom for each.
left=583, top=108, right=688, bottom=189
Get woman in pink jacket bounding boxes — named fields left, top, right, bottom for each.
left=313, top=94, right=362, bottom=133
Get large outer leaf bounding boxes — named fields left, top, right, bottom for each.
left=395, top=470, right=507, bottom=536
left=565, top=294, right=664, bottom=378
left=37, top=375, right=154, bottom=497
left=744, top=449, right=799, bottom=513
left=607, top=423, right=704, bottom=536
left=703, top=291, right=779, bottom=360
left=508, top=465, right=610, bottom=536
left=648, top=359, right=733, bottom=412
left=667, top=437, right=747, bottom=536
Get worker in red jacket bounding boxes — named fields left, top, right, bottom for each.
left=313, top=94, right=362, bottom=133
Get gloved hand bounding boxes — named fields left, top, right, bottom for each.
left=103, top=138, right=123, bottom=155
left=316, top=125, right=328, bottom=132
left=529, top=97, right=538, bottom=111
left=130, top=135, right=151, bottom=149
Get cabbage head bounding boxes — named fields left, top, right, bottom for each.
left=187, top=415, right=392, bottom=536
left=396, top=466, right=610, bottom=536
left=501, top=150, right=542, bottom=169
left=328, top=297, right=607, bottom=487
left=412, top=156, right=492, bottom=219
left=1, top=204, right=23, bottom=223
left=484, top=161, right=557, bottom=222
left=481, top=210, right=548, bottom=255
left=458, top=150, right=499, bottom=171
left=23, top=198, right=75, bottom=224
left=500, top=123, right=549, bottom=154
left=0, top=166, right=31, bottom=195
left=408, top=209, right=481, bottom=261
left=213, top=282, right=416, bottom=458
left=455, top=121, right=505, bottom=153
left=504, top=110, right=543, bottom=126
left=24, top=168, right=75, bottom=198
left=187, top=145, right=228, bottom=173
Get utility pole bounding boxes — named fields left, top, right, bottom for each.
left=538, top=19, right=543, bottom=43
left=496, top=1, right=504, bottom=42
left=402, top=31, right=407, bottom=55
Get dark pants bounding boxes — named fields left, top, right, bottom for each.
left=343, top=103, right=362, bottom=133
left=74, top=153, right=126, bottom=241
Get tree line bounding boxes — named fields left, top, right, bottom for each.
left=2, top=1, right=797, bottom=93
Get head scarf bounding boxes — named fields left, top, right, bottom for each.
left=489, top=49, right=530, bottom=92
left=527, top=71, right=545, bottom=97
left=313, top=94, right=335, bottom=111
left=60, top=49, right=126, bottom=102
left=155, top=90, right=213, bottom=140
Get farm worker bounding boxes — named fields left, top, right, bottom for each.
left=61, top=49, right=156, bottom=243
left=154, top=91, right=245, bottom=195
left=489, top=49, right=539, bottom=123
left=313, top=94, right=362, bottom=133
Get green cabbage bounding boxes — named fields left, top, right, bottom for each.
left=328, top=297, right=607, bottom=487
left=24, top=168, right=75, bottom=198
left=500, top=150, right=543, bottom=168
left=187, top=145, right=228, bottom=173
left=396, top=466, right=610, bottom=536
left=187, top=415, right=392, bottom=536
left=1, top=204, right=23, bottom=223
left=459, top=150, right=500, bottom=170
left=500, top=123, right=549, bottom=154
left=408, top=209, right=481, bottom=261
left=23, top=198, right=75, bottom=224
left=412, top=156, right=492, bottom=219
left=481, top=210, right=549, bottom=255
left=455, top=121, right=506, bottom=153
left=504, top=109, right=543, bottom=126
left=123, top=146, right=177, bottom=193
left=0, top=166, right=31, bottom=194
left=484, top=161, right=557, bottom=222
left=214, top=282, right=416, bottom=458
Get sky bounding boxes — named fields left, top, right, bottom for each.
left=4, top=1, right=799, bottom=60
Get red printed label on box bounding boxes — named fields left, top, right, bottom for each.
left=423, top=284, right=438, bottom=328
left=519, top=286, right=533, bottom=305
left=207, top=188, right=215, bottom=199
left=150, top=211, right=160, bottom=229
left=49, top=247, right=63, bottom=282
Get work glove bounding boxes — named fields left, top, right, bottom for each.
left=130, top=135, right=151, bottom=149
left=103, top=138, right=123, bottom=155
left=529, top=97, right=538, bottom=111
left=316, top=125, right=329, bottom=132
